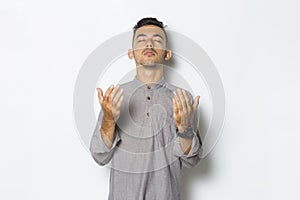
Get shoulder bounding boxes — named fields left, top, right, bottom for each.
left=165, top=82, right=193, bottom=96
left=165, top=81, right=194, bottom=103
left=119, top=80, right=135, bottom=90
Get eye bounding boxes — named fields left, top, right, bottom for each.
left=137, top=39, right=146, bottom=42
left=154, top=40, right=162, bottom=43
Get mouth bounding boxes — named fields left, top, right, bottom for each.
left=143, top=50, right=155, bottom=56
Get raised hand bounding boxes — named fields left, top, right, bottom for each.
left=97, top=84, right=124, bottom=122
left=172, top=88, right=200, bottom=132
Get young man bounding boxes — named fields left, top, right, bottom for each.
left=90, top=17, right=203, bottom=200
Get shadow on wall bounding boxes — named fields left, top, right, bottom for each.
left=181, top=154, right=213, bottom=200
left=180, top=106, right=213, bottom=200
left=164, top=58, right=214, bottom=200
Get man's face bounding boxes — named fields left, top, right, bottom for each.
left=128, top=25, right=171, bottom=67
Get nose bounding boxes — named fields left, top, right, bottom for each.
left=146, top=39, right=153, bottom=48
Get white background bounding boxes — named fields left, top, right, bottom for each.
left=1, top=0, right=300, bottom=199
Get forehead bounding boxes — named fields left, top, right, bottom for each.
left=134, top=25, right=166, bottom=39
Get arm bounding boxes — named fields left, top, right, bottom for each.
left=173, top=124, right=203, bottom=169
left=90, top=84, right=124, bottom=166
left=172, top=89, right=203, bottom=168
left=100, top=113, right=117, bottom=149
left=90, top=110, right=121, bottom=166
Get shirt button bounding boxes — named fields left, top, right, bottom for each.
left=147, top=96, right=150, bottom=100
left=147, top=85, right=151, bottom=89
left=147, top=112, right=150, bottom=117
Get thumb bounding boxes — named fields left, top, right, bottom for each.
left=96, top=87, right=103, bottom=104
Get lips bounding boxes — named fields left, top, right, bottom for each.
left=143, top=50, right=155, bottom=56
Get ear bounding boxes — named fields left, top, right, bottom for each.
left=164, top=49, right=172, bottom=61
left=128, top=49, right=134, bottom=59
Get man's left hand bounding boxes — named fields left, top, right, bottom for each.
left=173, top=88, right=200, bottom=132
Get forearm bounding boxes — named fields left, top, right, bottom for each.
left=177, top=125, right=193, bottom=155
left=100, top=116, right=116, bottom=149
left=179, top=137, right=193, bottom=155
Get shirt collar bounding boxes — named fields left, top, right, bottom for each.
left=133, top=75, right=166, bottom=90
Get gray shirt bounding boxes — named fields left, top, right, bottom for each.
left=90, top=76, right=203, bottom=200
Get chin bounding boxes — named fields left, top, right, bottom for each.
left=143, top=63, right=162, bottom=68
left=141, top=59, right=162, bottom=67
left=143, top=62, right=156, bottom=66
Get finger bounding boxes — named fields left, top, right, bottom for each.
left=193, top=96, right=200, bottom=111
left=182, top=90, right=192, bottom=112
left=177, top=89, right=187, bottom=112
left=97, top=87, right=103, bottom=104
left=173, top=97, right=179, bottom=115
left=173, top=97, right=181, bottom=125
left=112, top=87, right=123, bottom=106
left=104, top=84, right=114, bottom=102
left=115, top=95, right=124, bottom=109
left=173, top=91, right=182, bottom=111
left=110, top=84, right=120, bottom=103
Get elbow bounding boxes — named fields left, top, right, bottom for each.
left=91, top=152, right=108, bottom=166
left=90, top=145, right=113, bottom=167
left=180, top=155, right=201, bottom=169
left=89, top=144, right=108, bottom=167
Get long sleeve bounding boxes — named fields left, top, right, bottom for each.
left=173, top=129, right=203, bottom=169
left=90, top=110, right=121, bottom=166
left=173, top=92, right=203, bottom=169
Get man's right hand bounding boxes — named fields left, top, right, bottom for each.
left=97, top=84, right=124, bottom=122
left=96, top=84, right=124, bottom=148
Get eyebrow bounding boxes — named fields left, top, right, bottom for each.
left=136, top=34, right=147, bottom=39
left=135, top=33, right=164, bottom=39
left=152, top=34, right=163, bottom=39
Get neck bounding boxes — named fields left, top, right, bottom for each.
left=136, top=64, right=163, bottom=86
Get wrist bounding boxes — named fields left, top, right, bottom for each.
left=176, top=126, right=194, bottom=138
left=177, top=124, right=192, bottom=133
left=177, top=126, right=186, bottom=133
left=103, top=114, right=116, bottom=123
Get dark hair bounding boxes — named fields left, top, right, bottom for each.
left=132, top=17, right=168, bottom=44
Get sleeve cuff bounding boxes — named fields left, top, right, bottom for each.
left=173, top=132, right=200, bottom=158
left=92, top=129, right=121, bottom=153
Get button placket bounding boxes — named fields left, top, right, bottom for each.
left=146, top=85, right=153, bottom=119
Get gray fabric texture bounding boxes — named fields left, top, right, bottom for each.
left=90, top=76, right=203, bottom=200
